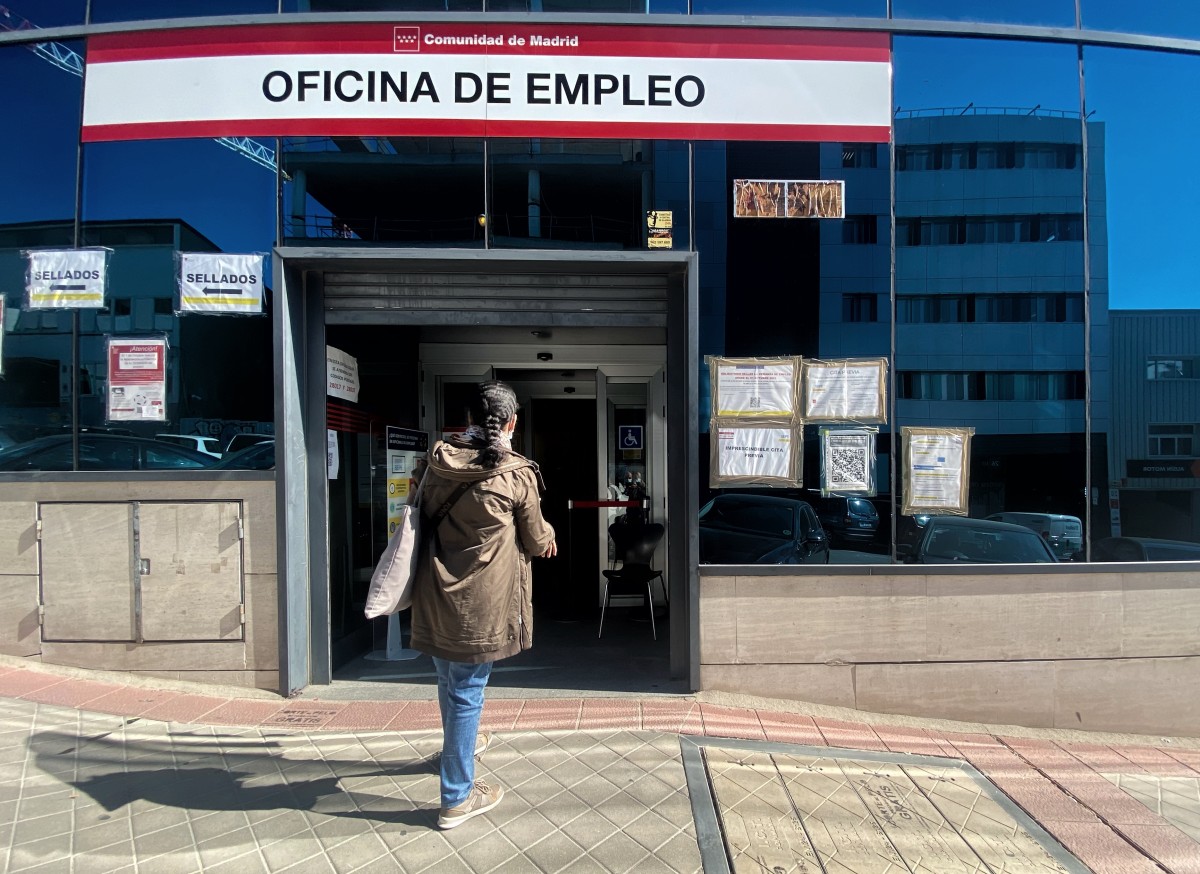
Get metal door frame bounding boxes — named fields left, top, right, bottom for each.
left=273, top=248, right=698, bottom=695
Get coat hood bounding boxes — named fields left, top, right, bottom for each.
left=426, top=439, right=540, bottom=484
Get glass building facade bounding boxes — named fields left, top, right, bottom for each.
left=2, top=3, right=1199, bottom=717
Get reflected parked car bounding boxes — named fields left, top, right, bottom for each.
left=900, top=516, right=1057, bottom=564
left=225, top=433, right=273, bottom=454
left=1092, top=537, right=1200, bottom=562
left=156, top=433, right=223, bottom=458
left=0, top=434, right=214, bottom=471
left=699, top=493, right=829, bottom=564
left=809, top=494, right=879, bottom=546
left=986, top=512, right=1082, bottom=561
left=212, top=439, right=275, bottom=470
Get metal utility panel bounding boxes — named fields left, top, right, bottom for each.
left=38, top=501, right=245, bottom=644
left=139, top=502, right=244, bottom=642
left=40, top=503, right=136, bottom=642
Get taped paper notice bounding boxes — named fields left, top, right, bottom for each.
left=803, top=357, right=888, bottom=423
left=710, top=357, right=798, bottom=421
left=902, top=426, right=973, bottom=516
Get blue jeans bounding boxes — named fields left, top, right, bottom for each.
left=433, top=657, right=493, bottom=808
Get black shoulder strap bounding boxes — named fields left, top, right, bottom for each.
left=427, top=480, right=474, bottom=527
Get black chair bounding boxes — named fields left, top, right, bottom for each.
left=599, top=521, right=666, bottom=640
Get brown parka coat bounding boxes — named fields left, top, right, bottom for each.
left=409, top=439, right=556, bottom=664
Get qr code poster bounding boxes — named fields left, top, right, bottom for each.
left=802, top=357, right=888, bottom=423
left=710, top=425, right=801, bottom=488
left=820, top=427, right=877, bottom=496
left=708, top=356, right=800, bottom=424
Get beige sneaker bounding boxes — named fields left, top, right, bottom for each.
left=428, top=732, right=492, bottom=773
left=438, top=779, right=504, bottom=830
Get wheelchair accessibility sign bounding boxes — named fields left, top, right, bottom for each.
left=618, top=425, right=643, bottom=450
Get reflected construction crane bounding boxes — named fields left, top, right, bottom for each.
left=0, top=4, right=280, bottom=175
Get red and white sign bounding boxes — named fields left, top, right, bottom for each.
left=107, top=337, right=167, bottom=422
left=81, top=23, right=890, bottom=143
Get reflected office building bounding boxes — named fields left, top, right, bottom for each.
left=893, top=110, right=1103, bottom=521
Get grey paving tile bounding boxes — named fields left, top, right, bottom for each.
left=132, top=821, right=197, bottom=858
left=196, top=831, right=263, bottom=869
left=12, top=810, right=74, bottom=845
left=259, top=835, right=328, bottom=871
left=454, top=829, right=523, bottom=874
left=537, top=791, right=592, bottom=829
left=525, top=830, right=590, bottom=873
left=7, top=832, right=74, bottom=871
left=134, top=849, right=205, bottom=873
left=203, top=850, right=273, bottom=873
left=588, top=832, right=653, bottom=874
left=67, top=850, right=141, bottom=874
left=72, top=819, right=137, bottom=854
left=324, top=832, right=395, bottom=874
left=558, top=856, right=609, bottom=874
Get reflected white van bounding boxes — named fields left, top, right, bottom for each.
left=985, top=512, right=1083, bottom=560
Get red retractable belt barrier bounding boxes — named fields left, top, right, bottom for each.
left=567, top=499, right=643, bottom=509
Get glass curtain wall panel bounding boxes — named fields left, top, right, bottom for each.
left=1081, top=2, right=1200, bottom=41
left=892, top=0, right=1076, bottom=27
left=1084, top=47, right=1200, bottom=548
left=74, top=137, right=278, bottom=468
left=690, top=0, right=885, bottom=17
left=0, top=41, right=86, bottom=455
left=88, top=0, right=279, bottom=22
left=893, top=37, right=1088, bottom=561
left=285, top=136, right=487, bottom=246
left=488, top=138, right=668, bottom=251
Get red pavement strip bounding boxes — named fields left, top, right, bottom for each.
left=3, top=662, right=1200, bottom=873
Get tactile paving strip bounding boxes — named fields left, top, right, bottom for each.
left=681, top=736, right=1090, bottom=874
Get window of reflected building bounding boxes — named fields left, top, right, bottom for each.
left=891, top=36, right=1090, bottom=560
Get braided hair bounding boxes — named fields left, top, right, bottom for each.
left=469, top=380, right=519, bottom=469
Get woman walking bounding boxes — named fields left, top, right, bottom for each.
left=410, top=380, right=557, bottom=829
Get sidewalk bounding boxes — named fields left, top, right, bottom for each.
left=1, top=658, right=1198, bottom=873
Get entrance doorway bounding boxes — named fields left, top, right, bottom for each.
left=323, top=330, right=677, bottom=696
left=272, top=249, right=696, bottom=697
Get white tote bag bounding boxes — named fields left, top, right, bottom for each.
left=363, top=475, right=426, bottom=619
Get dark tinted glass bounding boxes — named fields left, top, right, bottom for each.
left=1, top=2, right=87, bottom=27
left=0, top=42, right=84, bottom=451
left=690, top=0, right=884, bottom=16
left=90, top=0, right=278, bottom=21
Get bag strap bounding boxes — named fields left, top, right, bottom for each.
left=427, top=479, right=474, bottom=527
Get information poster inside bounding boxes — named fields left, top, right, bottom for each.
left=326, top=345, right=360, bottom=403
left=820, top=427, right=877, bottom=496
left=107, top=337, right=167, bottom=422
left=901, top=426, right=973, bottom=516
left=710, top=356, right=798, bottom=421
left=24, top=248, right=109, bottom=309
left=711, top=425, right=799, bottom=488
left=647, top=210, right=673, bottom=249
left=803, top=357, right=888, bottom=423
left=178, top=252, right=265, bottom=314
left=733, top=179, right=845, bottom=219
left=327, top=429, right=340, bottom=480
left=386, top=427, right=429, bottom=536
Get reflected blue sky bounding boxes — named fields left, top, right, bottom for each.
left=1, top=1, right=1198, bottom=306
